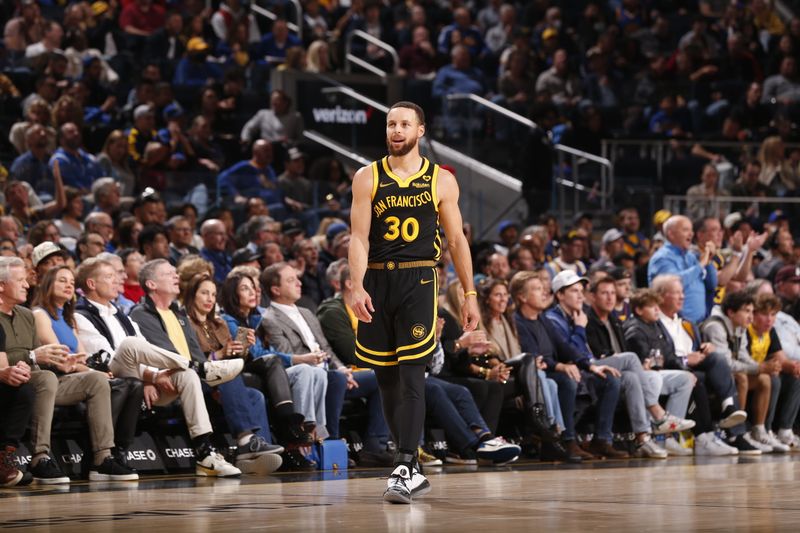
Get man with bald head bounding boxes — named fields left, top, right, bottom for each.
left=648, top=215, right=717, bottom=323
left=200, top=219, right=232, bottom=283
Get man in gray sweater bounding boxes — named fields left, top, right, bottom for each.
left=702, top=291, right=785, bottom=453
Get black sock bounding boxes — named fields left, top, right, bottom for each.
left=395, top=449, right=415, bottom=471
left=274, top=403, right=295, bottom=421
left=192, top=434, right=214, bottom=459
left=478, top=432, right=494, bottom=444
left=189, top=360, right=205, bottom=378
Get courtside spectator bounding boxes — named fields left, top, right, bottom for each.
left=0, top=256, right=136, bottom=482
left=129, top=259, right=279, bottom=473
left=261, top=262, right=390, bottom=456
left=653, top=275, right=758, bottom=454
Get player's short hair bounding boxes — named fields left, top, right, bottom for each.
left=390, top=101, right=425, bottom=126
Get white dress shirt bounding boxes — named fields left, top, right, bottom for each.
left=74, top=298, right=151, bottom=379
left=271, top=301, right=320, bottom=353
left=658, top=311, right=694, bottom=357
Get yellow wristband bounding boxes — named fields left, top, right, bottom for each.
left=464, top=290, right=477, bottom=297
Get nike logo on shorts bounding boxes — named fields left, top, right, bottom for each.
left=420, top=279, right=433, bottom=285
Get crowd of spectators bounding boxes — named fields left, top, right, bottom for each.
left=4, top=0, right=800, bottom=487
left=4, top=1, right=800, bottom=222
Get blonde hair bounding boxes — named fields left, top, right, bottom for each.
left=758, top=136, right=784, bottom=166
left=509, top=270, right=540, bottom=307
left=307, top=40, right=330, bottom=73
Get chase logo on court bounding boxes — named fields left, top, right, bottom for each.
left=411, top=324, right=427, bottom=339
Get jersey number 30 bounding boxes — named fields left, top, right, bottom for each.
left=383, top=216, right=419, bottom=242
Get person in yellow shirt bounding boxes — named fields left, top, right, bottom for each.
left=746, top=292, right=796, bottom=452
left=751, top=0, right=785, bottom=36
left=130, top=258, right=282, bottom=475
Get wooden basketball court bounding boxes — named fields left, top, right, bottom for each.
left=2, top=456, right=800, bottom=532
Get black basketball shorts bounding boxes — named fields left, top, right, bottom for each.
left=355, top=265, right=438, bottom=368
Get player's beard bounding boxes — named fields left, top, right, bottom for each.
left=386, top=136, right=417, bottom=157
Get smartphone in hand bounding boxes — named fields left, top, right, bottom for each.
left=235, top=327, right=253, bottom=347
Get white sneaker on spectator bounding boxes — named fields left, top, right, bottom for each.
left=694, top=432, right=737, bottom=456
left=767, top=431, right=790, bottom=453
left=719, top=406, right=747, bottom=429
left=714, top=436, right=740, bottom=455
left=636, top=436, right=668, bottom=458
left=743, top=432, right=772, bottom=453
left=196, top=451, right=242, bottom=477
left=664, top=436, right=693, bottom=456
left=476, top=437, right=522, bottom=464
left=445, top=452, right=477, bottom=465
left=751, top=428, right=789, bottom=453
left=652, top=413, right=696, bottom=435
left=203, top=359, right=244, bottom=387
left=776, top=429, right=800, bottom=450
left=236, top=453, right=283, bottom=475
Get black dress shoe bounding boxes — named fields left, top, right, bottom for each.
left=357, top=450, right=394, bottom=467
left=279, top=450, right=317, bottom=472
left=540, top=440, right=582, bottom=463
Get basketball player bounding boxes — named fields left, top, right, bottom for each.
left=349, top=101, right=480, bottom=504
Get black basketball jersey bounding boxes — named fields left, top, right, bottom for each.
left=368, top=156, right=442, bottom=263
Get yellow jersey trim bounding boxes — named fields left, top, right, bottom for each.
left=370, top=161, right=379, bottom=200
left=381, top=156, right=430, bottom=188
left=431, top=164, right=440, bottom=212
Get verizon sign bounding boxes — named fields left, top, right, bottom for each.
left=312, top=105, right=372, bottom=124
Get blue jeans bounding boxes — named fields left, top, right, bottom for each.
left=426, top=376, right=490, bottom=453
left=326, top=369, right=389, bottom=453
left=692, top=351, right=745, bottom=436
left=213, top=375, right=273, bottom=443
left=547, top=370, right=621, bottom=441
left=539, top=370, right=565, bottom=430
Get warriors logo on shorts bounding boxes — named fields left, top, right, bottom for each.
left=411, top=324, right=426, bottom=340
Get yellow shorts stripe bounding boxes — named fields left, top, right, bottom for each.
left=355, top=352, right=399, bottom=366
left=355, top=339, right=396, bottom=356
left=397, top=339, right=438, bottom=362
